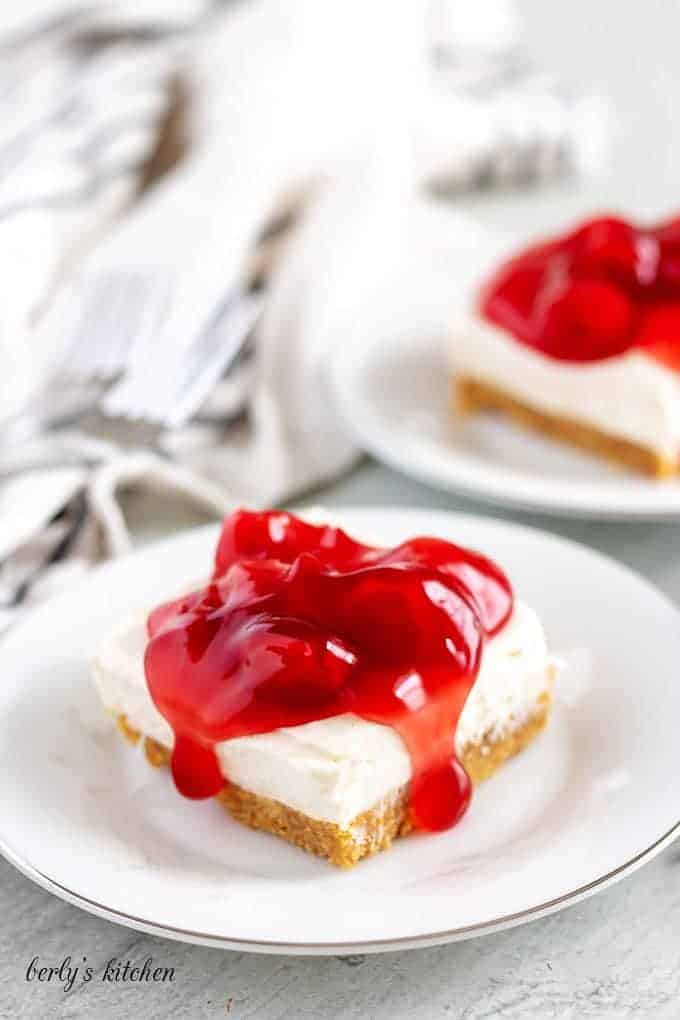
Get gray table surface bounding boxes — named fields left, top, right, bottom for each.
left=5, top=0, right=680, bottom=1014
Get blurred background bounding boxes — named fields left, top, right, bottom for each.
left=0, top=0, right=677, bottom=621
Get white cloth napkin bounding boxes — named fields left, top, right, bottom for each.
left=8, top=0, right=423, bottom=410
left=0, top=9, right=189, bottom=419
left=0, top=0, right=425, bottom=628
left=161, top=165, right=412, bottom=504
left=0, top=436, right=234, bottom=632
left=0, top=1, right=208, bottom=46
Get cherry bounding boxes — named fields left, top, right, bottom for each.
left=145, top=510, right=514, bottom=833
left=480, top=212, right=680, bottom=366
left=569, top=216, right=659, bottom=289
left=538, top=278, right=636, bottom=362
left=636, top=304, right=680, bottom=371
left=480, top=258, right=549, bottom=345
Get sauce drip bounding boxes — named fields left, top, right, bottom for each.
left=480, top=213, right=680, bottom=369
left=145, top=510, right=513, bottom=831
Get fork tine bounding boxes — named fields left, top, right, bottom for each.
left=62, top=280, right=112, bottom=378
left=65, top=274, right=132, bottom=379
left=93, top=272, right=157, bottom=378
left=65, top=267, right=171, bottom=385
left=113, top=325, right=178, bottom=421
left=100, top=297, right=168, bottom=418
left=93, top=274, right=150, bottom=381
left=95, top=275, right=137, bottom=378
left=102, top=288, right=261, bottom=427
left=123, top=270, right=174, bottom=370
left=0, top=265, right=174, bottom=441
left=164, top=293, right=262, bottom=428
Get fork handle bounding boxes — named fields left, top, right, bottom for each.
left=0, top=379, right=103, bottom=449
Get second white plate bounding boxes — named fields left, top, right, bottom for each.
left=330, top=289, right=680, bottom=521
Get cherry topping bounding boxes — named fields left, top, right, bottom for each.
left=539, top=278, right=636, bottom=362
left=568, top=216, right=651, bottom=289
left=144, top=510, right=514, bottom=833
left=480, top=211, right=680, bottom=365
left=637, top=304, right=680, bottom=371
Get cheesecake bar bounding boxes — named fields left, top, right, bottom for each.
left=94, top=601, right=554, bottom=866
left=451, top=215, right=680, bottom=476
left=92, top=510, right=557, bottom=867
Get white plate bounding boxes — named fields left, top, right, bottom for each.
left=1, top=508, right=679, bottom=954
left=331, top=329, right=680, bottom=520
left=327, top=199, right=680, bottom=520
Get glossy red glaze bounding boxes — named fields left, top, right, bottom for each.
left=145, top=510, right=514, bottom=831
left=480, top=213, right=680, bottom=366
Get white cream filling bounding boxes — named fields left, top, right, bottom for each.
left=449, top=313, right=680, bottom=460
left=92, top=599, right=554, bottom=826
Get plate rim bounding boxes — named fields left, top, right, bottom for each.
left=2, top=820, right=678, bottom=955
left=329, top=334, right=680, bottom=521
left=2, top=507, right=680, bottom=954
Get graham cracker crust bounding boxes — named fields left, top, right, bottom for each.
left=116, top=694, right=550, bottom=868
left=455, top=376, right=677, bottom=478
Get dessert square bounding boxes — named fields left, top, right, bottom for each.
left=450, top=215, right=680, bottom=476
left=93, top=510, right=557, bottom=867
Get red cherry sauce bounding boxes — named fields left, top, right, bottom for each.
left=480, top=213, right=680, bottom=370
left=145, top=510, right=513, bottom=832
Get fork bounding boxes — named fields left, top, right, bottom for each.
left=4, top=188, right=301, bottom=442
left=100, top=190, right=302, bottom=428
left=102, top=281, right=263, bottom=428
left=0, top=266, right=172, bottom=448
